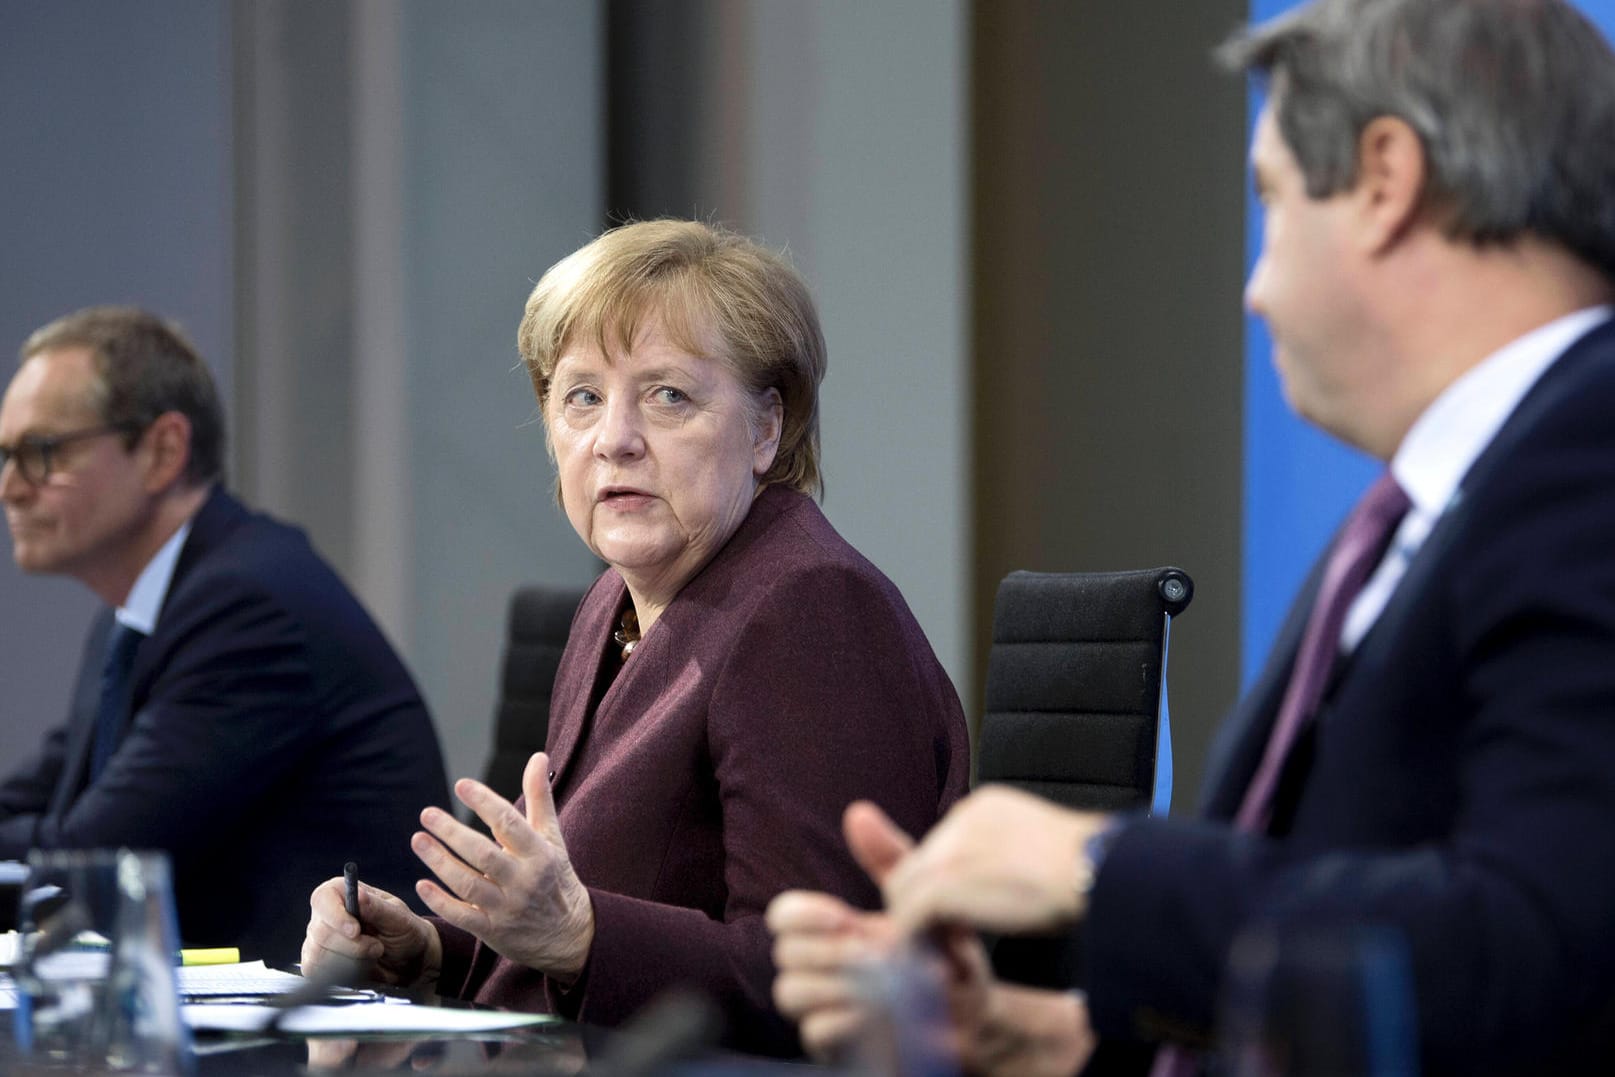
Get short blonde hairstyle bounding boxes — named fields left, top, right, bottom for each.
left=517, top=219, right=826, bottom=497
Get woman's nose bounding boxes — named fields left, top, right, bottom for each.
left=593, top=396, right=645, bottom=460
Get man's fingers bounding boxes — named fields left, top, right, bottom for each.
left=772, top=928, right=884, bottom=974
left=935, top=923, right=992, bottom=985
left=766, top=889, right=856, bottom=934
left=773, top=969, right=867, bottom=1017
left=799, top=1007, right=870, bottom=1062
left=882, top=850, right=948, bottom=936
left=843, top=801, right=915, bottom=886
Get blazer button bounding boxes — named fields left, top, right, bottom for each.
left=548, top=769, right=556, bottom=783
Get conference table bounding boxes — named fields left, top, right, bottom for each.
left=0, top=970, right=820, bottom=1076
left=0, top=1015, right=817, bottom=1075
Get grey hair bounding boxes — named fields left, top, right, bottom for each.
left=1220, top=0, right=1615, bottom=277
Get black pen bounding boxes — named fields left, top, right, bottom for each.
left=343, top=861, right=362, bottom=931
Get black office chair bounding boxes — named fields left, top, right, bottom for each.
left=976, top=567, right=1193, bottom=990
left=976, top=567, right=1194, bottom=812
left=479, top=584, right=587, bottom=805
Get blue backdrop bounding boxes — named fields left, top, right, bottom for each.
left=1240, top=0, right=1615, bottom=683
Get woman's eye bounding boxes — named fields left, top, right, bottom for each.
left=653, top=386, right=689, bottom=406
left=563, top=387, right=602, bottom=407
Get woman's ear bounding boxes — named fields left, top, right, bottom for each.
left=753, top=387, right=784, bottom=476
left=1352, top=115, right=1428, bottom=256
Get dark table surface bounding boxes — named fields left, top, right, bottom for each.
left=1, top=1004, right=824, bottom=1076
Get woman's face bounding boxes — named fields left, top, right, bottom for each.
left=547, top=316, right=782, bottom=613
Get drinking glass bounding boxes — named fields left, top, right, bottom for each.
left=1217, top=922, right=1418, bottom=1077
left=845, top=941, right=960, bottom=1077
left=12, top=849, right=193, bottom=1074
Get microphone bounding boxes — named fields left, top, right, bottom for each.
left=588, top=988, right=724, bottom=1077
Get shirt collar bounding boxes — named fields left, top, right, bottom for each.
left=115, top=520, right=193, bottom=635
left=1391, top=306, right=1613, bottom=520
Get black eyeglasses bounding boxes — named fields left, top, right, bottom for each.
left=0, top=423, right=142, bottom=486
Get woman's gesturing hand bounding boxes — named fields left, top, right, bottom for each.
left=412, top=751, right=595, bottom=982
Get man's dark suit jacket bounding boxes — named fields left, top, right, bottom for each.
left=1082, top=318, right=1615, bottom=1074
left=435, top=485, right=972, bottom=1056
left=0, top=488, right=450, bottom=960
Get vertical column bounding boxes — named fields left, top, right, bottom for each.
left=971, top=0, right=1246, bottom=807
left=350, top=0, right=412, bottom=645
left=604, top=0, right=973, bottom=697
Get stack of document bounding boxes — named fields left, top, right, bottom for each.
left=1, top=946, right=553, bottom=1034
left=184, top=962, right=555, bottom=1033
left=179, top=960, right=340, bottom=1001
left=184, top=1000, right=555, bottom=1035
left=180, top=960, right=555, bottom=1035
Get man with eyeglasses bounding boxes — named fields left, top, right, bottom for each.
left=0, top=306, right=449, bottom=960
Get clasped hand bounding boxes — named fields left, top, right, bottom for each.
left=302, top=751, right=594, bottom=987
left=768, top=793, right=1108, bottom=1074
left=882, top=784, right=1109, bottom=935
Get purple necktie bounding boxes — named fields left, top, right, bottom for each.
left=1148, top=472, right=1410, bottom=1077
left=1234, top=471, right=1411, bottom=831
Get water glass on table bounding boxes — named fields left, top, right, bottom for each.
left=1216, top=922, right=1418, bottom=1077
left=13, top=848, right=192, bottom=1074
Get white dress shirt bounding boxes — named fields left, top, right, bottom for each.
left=1341, top=306, right=1614, bottom=651
left=115, top=520, right=193, bottom=635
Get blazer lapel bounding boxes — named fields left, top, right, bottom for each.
left=47, top=493, right=232, bottom=820
left=545, top=488, right=787, bottom=793
left=546, top=576, right=624, bottom=792
left=1198, top=554, right=1327, bottom=819
left=47, top=613, right=115, bottom=820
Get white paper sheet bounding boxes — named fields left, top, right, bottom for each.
left=183, top=1000, right=556, bottom=1035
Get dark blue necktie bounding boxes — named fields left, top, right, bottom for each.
left=90, top=622, right=145, bottom=783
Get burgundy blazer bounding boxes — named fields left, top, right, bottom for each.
left=436, top=486, right=970, bottom=1055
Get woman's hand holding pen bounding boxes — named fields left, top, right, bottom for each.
left=412, top=751, right=596, bottom=983
left=301, top=875, right=442, bottom=989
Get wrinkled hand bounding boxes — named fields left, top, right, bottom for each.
left=882, top=786, right=1112, bottom=936
left=413, top=752, right=594, bottom=981
left=301, top=877, right=441, bottom=989
left=769, top=802, right=993, bottom=1063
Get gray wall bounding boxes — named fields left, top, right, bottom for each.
left=1, top=0, right=1245, bottom=815
left=756, top=2, right=971, bottom=699
left=386, top=0, right=971, bottom=783
left=0, top=2, right=233, bottom=767
left=398, top=2, right=607, bottom=785
left=606, top=0, right=972, bottom=700
left=233, top=1, right=605, bottom=789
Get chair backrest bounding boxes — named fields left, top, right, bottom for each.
left=481, top=584, right=587, bottom=803
left=976, top=567, right=1193, bottom=812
